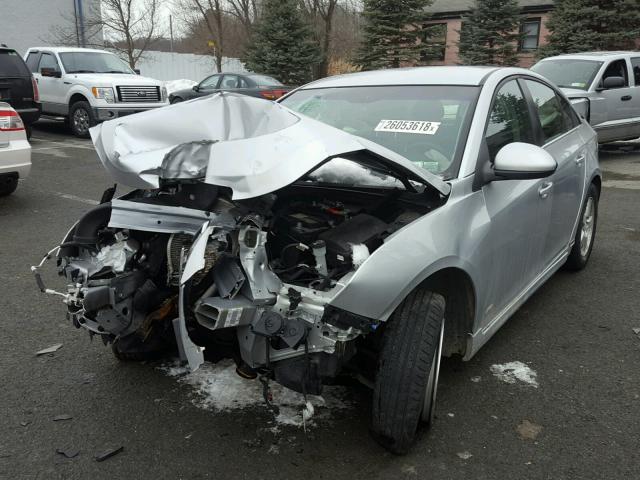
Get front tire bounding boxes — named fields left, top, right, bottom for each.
left=69, top=101, right=96, bottom=138
left=170, top=97, right=183, bottom=104
left=371, top=289, right=445, bottom=454
left=565, top=183, right=599, bottom=271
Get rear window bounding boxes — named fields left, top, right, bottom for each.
left=0, top=50, right=30, bottom=76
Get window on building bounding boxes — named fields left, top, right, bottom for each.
left=520, top=18, right=541, bottom=51
left=421, top=23, right=447, bottom=62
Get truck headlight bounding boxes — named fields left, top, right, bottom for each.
left=161, top=85, right=168, bottom=102
left=91, top=87, right=115, bottom=104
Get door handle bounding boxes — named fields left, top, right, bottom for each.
left=575, top=154, right=586, bottom=166
left=621, top=95, right=632, bottom=101
left=538, top=181, right=553, bottom=199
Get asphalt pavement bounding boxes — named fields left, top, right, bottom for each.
left=1, top=121, right=639, bottom=480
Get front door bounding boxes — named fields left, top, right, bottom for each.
left=595, top=58, right=639, bottom=140
left=522, top=79, right=586, bottom=264
left=36, top=52, right=67, bottom=114
left=478, top=79, right=551, bottom=322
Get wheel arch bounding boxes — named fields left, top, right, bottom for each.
left=417, top=267, right=476, bottom=358
left=69, top=92, right=90, bottom=107
left=591, top=172, right=602, bottom=197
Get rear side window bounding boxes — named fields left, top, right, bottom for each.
left=524, top=80, right=574, bottom=143
left=0, top=49, right=30, bottom=76
left=25, top=52, right=41, bottom=73
left=485, top=80, right=535, bottom=161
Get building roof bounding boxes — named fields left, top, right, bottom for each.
left=299, top=66, right=500, bottom=88
left=428, top=0, right=554, bottom=15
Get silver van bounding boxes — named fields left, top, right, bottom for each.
left=532, top=51, right=640, bottom=143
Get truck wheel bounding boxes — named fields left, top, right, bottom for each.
left=565, top=183, right=599, bottom=271
left=371, top=289, right=445, bottom=454
left=69, top=101, right=95, bottom=138
left=0, top=174, right=18, bottom=196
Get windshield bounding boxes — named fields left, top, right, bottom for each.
left=280, top=85, right=479, bottom=179
left=59, top=52, right=134, bottom=74
left=249, top=74, right=283, bottom=86
left=531, top=59, right=603, bottom=90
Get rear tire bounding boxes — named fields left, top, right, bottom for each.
left=69, top=101, right=95, bottom=138
left=0, top=174, right=18, bottom=196
left=565, top=183, right=599, bottom=271
left=371, top=289, right=445, bottom=454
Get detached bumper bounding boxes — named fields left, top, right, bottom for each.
left=94, top=104, right=167, bottom=121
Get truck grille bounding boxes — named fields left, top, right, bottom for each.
left=116, top=85, right=161, bottom=103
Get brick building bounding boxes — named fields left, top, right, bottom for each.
left=423, top=0, right=555, bottom=67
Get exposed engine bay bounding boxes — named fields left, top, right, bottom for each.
left=36, top=177, right=440, bottom=395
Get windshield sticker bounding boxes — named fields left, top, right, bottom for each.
left=375, top=120, right=441, bottom=135
left=570, top=82, right=586, bottom=88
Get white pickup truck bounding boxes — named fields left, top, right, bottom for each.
left=24, top=47, right=168, bottom=137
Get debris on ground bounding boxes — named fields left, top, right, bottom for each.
left=457, top=451, right=473, bottom=460
left=52, top=414, right=72, bottom=422
left=401, top=464, right=418, bottom=475
left=447, top=412, right=455, bottom=418
left=35, top=344, right=63, bottom=356
left=632, top=327, right=640, bottom=336
left=490, top=361, right=539, bottom=388
left=94, top=446, right=124, bottom=462
left=516, top=419, right=543, bottom=440
left=470, top=376, right=482, bottom=383
left=55, top=448, right=79, bottom=459
left=19, top=421, right=31, bottom=427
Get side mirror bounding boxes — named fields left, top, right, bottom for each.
left=493, top=142, right=557, bottom=180
left=192, top=85, right=200, bottom=92
left=134, top=68, right=141, bottom=75
left=598, top=76, right=625, bottom=90
left=41, top=67, right=61, bottom=78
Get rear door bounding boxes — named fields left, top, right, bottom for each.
left=0, top=49, right=33, bottom=111
left=522, top=79, right=586, bottom=265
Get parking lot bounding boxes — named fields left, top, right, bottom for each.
left=1, top=122, right=639, bottom=480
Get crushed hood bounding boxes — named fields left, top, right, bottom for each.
left=90, top=92, right=450, bottom=199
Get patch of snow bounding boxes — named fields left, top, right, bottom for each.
left=164, top=79, right=197, bottom=95
left=490, top=361, right=539, bottom=388
left=159, top=359, right=352, bottom=427
left=457, top=451, right=473, bottom=460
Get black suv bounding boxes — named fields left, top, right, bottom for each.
left=0, top=45, right=40, bottom=137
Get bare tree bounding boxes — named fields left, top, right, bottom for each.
left=300, top=0, right=340, bottom=78
left=48, top=0, right=163, bottom=69
left=227, top=0, right=260, bottom=37
left=176, top=0, right=227, bottom=72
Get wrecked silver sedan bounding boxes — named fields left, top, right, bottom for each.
left=33, top=66, right=600, bottom=454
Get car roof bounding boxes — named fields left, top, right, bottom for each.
left=298, top=66, right=505, bottom=89
left=539, top=51, right=640, bottom=62
left=27, top=46, right=113, bottom=54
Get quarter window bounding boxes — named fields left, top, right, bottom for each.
left=524, top=80, right=572, bottom=143
left=485, top=80, right=535, bottom=161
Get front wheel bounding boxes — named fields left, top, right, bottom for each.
left=371, top=289, right=445, bottom=454
left=565, top=183, right=599, bottom=271
left=69, top=101, right=96, bottom=138
left=0, top=174, right=18, bottom=196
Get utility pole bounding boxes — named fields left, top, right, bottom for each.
left=169, top=15, right=174, bottom=53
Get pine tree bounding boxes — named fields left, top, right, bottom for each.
left=244, top=0, right=321, bottom=85
left=457, top=0, right=523, bottom=66
left=539, top=0, right=640, bottom=58
left=355, top=0, right=434, bottom=71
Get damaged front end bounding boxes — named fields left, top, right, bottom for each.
left=33, top=93, right=449, bottom=395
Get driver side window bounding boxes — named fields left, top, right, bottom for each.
left=600, top=59, right=629, bottom=88
left=39, top=53, right=60, bottom=73
left=485, top=80, right=535, bottom=161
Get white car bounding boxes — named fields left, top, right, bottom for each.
left=0, top=102, right=31, bottom=196
left=24, top=47, right=168, bottom=137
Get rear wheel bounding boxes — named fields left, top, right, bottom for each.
left=0, top=174, right=18, bottom=196
left=69, top=101, right=95, bottom=138
left=565, top=183, right=599, bottom=271
left=371, top=289, right=445, bottom=454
